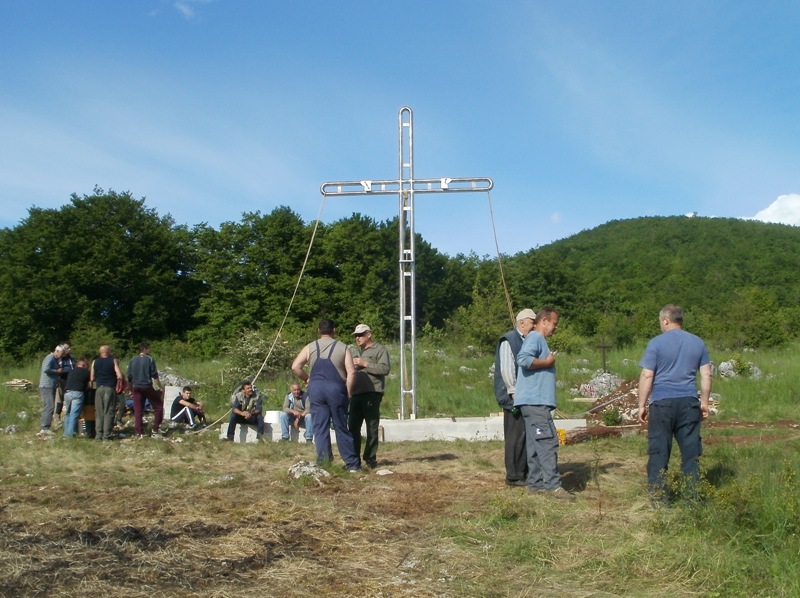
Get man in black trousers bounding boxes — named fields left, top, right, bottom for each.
left=494, top=309, right=536, bottom=487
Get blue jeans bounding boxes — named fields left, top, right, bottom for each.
left=63, top=390, right=85, bottom=438
left=280, top=412, right=313, bottom=440
left=647, top=396, right=703, bottom=500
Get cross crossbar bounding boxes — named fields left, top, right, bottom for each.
left=320, top=107, right=493, bottom=419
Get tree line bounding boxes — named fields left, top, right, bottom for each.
left=2, top=188, right=799, bottom=362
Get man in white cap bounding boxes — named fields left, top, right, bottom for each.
left=494, top=309, right=536, bottom=486
left=349, top=324, right=390, bottom=469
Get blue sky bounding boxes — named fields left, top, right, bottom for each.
left=2, top=1, right=799, bottom=256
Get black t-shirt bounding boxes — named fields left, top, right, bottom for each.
left=65, top=367, right=90, bottom=392
left=170, top=395, right=197, bottom=418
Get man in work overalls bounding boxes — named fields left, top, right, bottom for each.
left=291, top=319, right=360, bottom=471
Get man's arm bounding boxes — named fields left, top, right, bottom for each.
left=345, top=348, right=356, bottom=398
left=699, top=363, right=712, bottom=419
left=363, top=346, right=390, bottom=376
left=498, top=341, right=517, bottom=395
left=252, top=393, right=263, bottom=415
left=638, top=368, right=654, bottom=424
left=291, top=347, right=310, bottom=383
left=517, top=336, right=555, bottom=371
left=113, top=358, right=124, bottom=381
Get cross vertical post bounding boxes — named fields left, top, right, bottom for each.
left=320, top=106, right=493, bottom=418
left=398, top=107, right=416, bottom=419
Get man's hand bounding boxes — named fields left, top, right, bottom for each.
left=700, top=402, right=710, bottom=420
left=638, top=405, right=648, bottom=424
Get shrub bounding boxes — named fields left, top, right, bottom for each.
left=602, top=407, right=624, bottom=426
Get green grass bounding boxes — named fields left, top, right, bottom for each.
left=4, top=341, right=800, bottom=434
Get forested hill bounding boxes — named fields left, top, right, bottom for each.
left=505, top=215, right=800, bottom=348
left=1, top=188, right=798, bottom=360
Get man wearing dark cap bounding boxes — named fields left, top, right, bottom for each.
left=349, top=324, right=390, bottom=469
left=494, top=309, right=535, bottom=487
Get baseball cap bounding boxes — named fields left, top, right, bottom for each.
left=515, top=309, right=536, bottom=322
left=353, top=324, right=372, bottom=335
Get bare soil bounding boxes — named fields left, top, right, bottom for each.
left=2, top=413, right=798, bottom=596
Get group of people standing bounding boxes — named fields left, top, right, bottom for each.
left=222, top=319, right=390, bottom=474
left=495, top=304, right=711, bottom=505
left=38, top=342, right=205, bottom=440
left=286, top=320, right=390, bottom=472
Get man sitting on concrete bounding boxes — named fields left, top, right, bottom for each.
left=280, top=383, right=312, bottom=442
left=225, top=381, right=264, bottom=441
left=170, top=386, right=206, bottom=429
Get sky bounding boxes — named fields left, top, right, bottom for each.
left=1, top=1, right=799, bottom=257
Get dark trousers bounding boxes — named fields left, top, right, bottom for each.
left=132, top=386, right=163, bottom=435
left=647, top=396, right=702, bottom=499
left=227, top=412, right=264, bottom=439
left=349, top=392, right=382, bottom=468
left=503, top=408, right=528, bottom=482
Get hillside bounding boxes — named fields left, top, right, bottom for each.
left=506, top=216, right=800, bottom=347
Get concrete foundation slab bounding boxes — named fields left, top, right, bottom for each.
left=217, top=412, right=586, bottom=444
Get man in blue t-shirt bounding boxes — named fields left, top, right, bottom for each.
left=515, top=306, right=574, bottom=501
left=638, top=304, right=712, bottom=504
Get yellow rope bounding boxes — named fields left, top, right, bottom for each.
left=194, top=195, right=329, bottom=437
left=487, top=189, right=516, bottom=327
left=250, top=194, right=328, bottom=385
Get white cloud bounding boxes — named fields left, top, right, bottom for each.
left=751, top=194, right=800, bottom=226
left=174, top=0, right=213, bottom=20
left=550, top=212, right=561, bottom=224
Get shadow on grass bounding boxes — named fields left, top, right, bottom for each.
left=559, top=460, right=624, bottom=492
left=703, top=462, right=736, bottom=487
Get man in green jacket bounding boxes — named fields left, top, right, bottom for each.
left=349, top=324, right=390, bottom=469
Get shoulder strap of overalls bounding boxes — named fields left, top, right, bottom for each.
left=324, top=340, right=337, bottom=359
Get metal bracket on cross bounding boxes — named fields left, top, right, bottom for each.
left=320, top=106, right=493, bottom=419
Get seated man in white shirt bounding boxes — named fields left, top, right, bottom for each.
left=280, top=383, right=312, bottom=442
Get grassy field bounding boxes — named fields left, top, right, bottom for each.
left=1, top=342, right=799, bottom=596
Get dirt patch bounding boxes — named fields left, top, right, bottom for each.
left=0, top=443, right=499, bottom=598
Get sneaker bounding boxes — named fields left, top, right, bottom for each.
left=528, top=487, right=545, bottom=494
left=546, top=487, right=576, bottom=502
left=151, top=430, right=165, bottom=438
left=36, top=429, right=55, bottom=438
left=222, top=437, right=233, bottom=442
left=505, top=479, right=527, bottom=487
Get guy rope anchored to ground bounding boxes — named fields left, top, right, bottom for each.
left=195, top=195, right=331, bottom=434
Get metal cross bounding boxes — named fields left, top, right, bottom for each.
left=320, top=106, right=493, bottom=419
